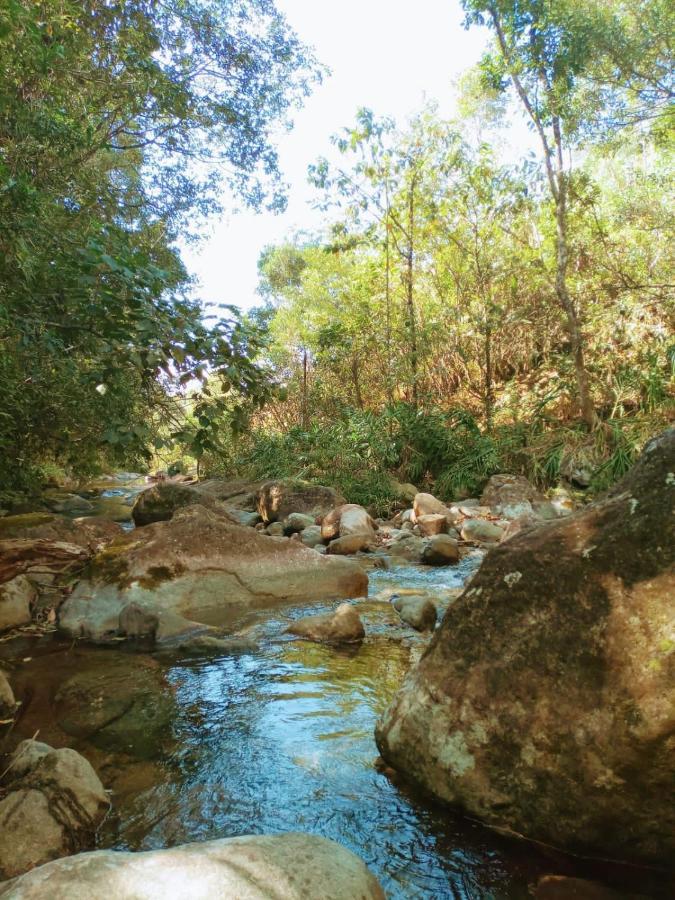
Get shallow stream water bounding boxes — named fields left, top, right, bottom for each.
left=2, top=482, right=671, bottom=898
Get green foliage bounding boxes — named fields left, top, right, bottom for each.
left=0, top=0, right=318, bottom=498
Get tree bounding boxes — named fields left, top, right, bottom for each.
left=0, top=0, right=319, bottom=494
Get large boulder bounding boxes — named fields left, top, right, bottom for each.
left=480, top=473, right=543, bottom=518
left=376, top=429, right=675, bottom=866
left=256, top=479, right=345, bottom=524
left=0, top=832, right=385, bottom=900
left=59, top=505, right=367, bottom=644
left=0, top=740, right=109, bottom=880
left=131, top=481, right=237, bottom=527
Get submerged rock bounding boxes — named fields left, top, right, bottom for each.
left=53, top=657, right=175, bottom=759
left=59, top=505, right=367, bottom=644
left=376, top=428, right=675, bottom=866
left=287, top=602, right=365, bottom=644
left=0, top=832, right=385, bottom=900
left=0, top=740, right=109, bottom=880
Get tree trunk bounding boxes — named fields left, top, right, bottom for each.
left=405, top=185, right=419, bottom=407
left=351, top=354, right=364, bottom=409
left=554, top=178, right=598, bottom=430
left=301, top=348, right=309, bottom=429
left=484, top=324, right=494, bottom=432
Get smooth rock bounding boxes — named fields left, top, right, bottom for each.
left=376, top=428, right=675, bottom=865
left=287, top=602, right=365, bottom=644
left=284, top=512, right=316, bottom=534
left=0, top=832, right=385, bottom=900
left=480, top=474, right=543, bottom=511
left=413, top=493, right=457, bottom=525
left=392, top=595, right=437, bottom=632
left=0, top=575, right=35, bottom=631
left=0, top=740, right=109, bottom=880
left=53, top=657, right=174, bottom=759
left=59, top=506, right=367, bottom=643
left=265, top=522, right=285, bottom=536
left=0, top=515, right=120, bottom=552
left=460, top=518, right=504, bottom=544
left=421, top=534, right=460, bottom=566
left=416, top=513, right=448, bottom=537
left=132, top=482, right=236, bottom=527
left=327, top=534, right=374, bottom=555
left=256, top=480, right=344, bottom=524
left=388, top=533, right=425, bottom=563
left=321, top=504, right=376, bottom=542
left=300, top=525, right=323, bottom=548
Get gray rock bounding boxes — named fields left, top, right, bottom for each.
left=284, top=512, right=316, bottom=534
left=265, top=522, right=285, bottom=536
left=256, top=479, right=345, bottom=524
left=0, top=832, right=385, bottom=900
left=421, top=534, right=460, bottom=566
left=376, top=428, right=675, bottom=865
left=0, top=741, right=109, bottom=880
left=300, top=525, right=323, bottom=548
left=392, top=595, right=437, bottom=631
left=0, top=575, right=35, bottom=631
left=388, top=533, right=425, bottom=563
left=460, top=518, right=505, bottom=544
left=59, top=506, right=367, bottom=644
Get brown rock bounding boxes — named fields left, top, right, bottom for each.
left=376, top=428, right=675, bottom=866
left=59, top=505, right=367, bottom=643
left=0, top=514, right=121, bottom=552
left=132, top=482, right=237, bottom=527
left=327, top=534, right=374, bottom=555
left=256, top=479, right=344, bottom=524
left=413, top=493, right=457, bottom=524
left=421, top=534, right=460, bottom=566
left=287, top=602, right=365, bottom=644
left=416, top=514, right=448, bottom=537
left=320, top=504, right=375, bottom=542
left=0, top=576, right=35, bottom=631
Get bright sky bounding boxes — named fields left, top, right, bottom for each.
left=180, top=0, right=498, bottom=315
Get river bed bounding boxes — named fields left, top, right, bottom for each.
left=1, top=483, right=671, bottom=897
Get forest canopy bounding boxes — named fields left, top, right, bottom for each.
left=0, top=0, right=672, bottom=508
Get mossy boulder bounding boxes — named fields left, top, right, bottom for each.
left=376, top=428, right=675, bottom=866
left=256, top=479, right=345, bottom=524
left=59, top=505, right=368, bottom=644
left=131, top=482, right=237, bottom=527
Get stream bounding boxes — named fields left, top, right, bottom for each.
left=1, top=480, right=670, bottom=898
